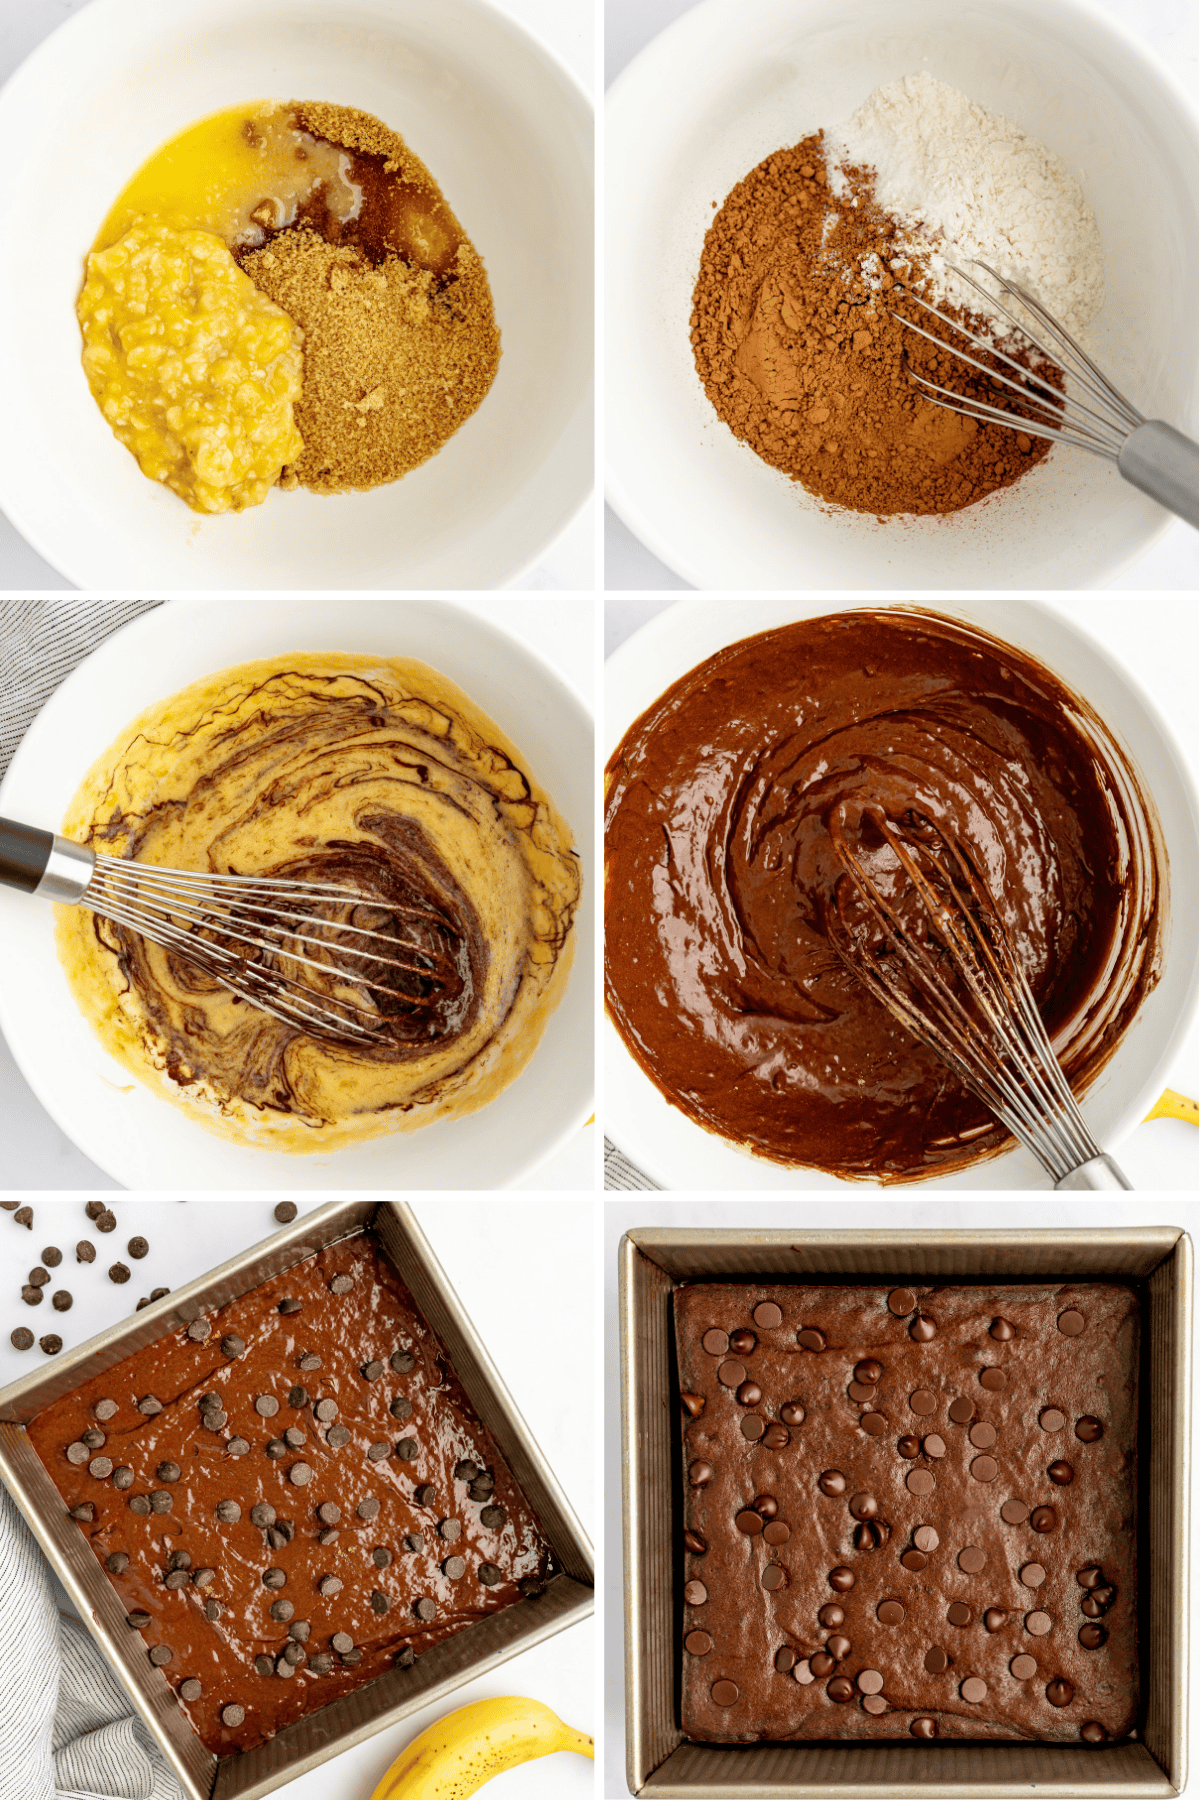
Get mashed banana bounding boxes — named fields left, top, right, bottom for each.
left=77, top=220, right=303, bottom=514
left=56, top=654, right=580, bottom=1154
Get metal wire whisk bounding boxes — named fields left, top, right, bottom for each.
left=1, top=817, right=453, bottom=1048
left=825, top=809, right=1132, bottom=1190
left=891, top=259, right=1198, bottom=528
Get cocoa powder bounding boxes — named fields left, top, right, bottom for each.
left=691, top=134, right=1050, bottom=517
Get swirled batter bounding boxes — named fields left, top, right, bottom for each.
left=604, top=611, right=1161, bottom=1182
left=59, top=654, right=579, bottom=1152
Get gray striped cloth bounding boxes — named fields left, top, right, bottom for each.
left=0, top=600, right=164, bottom=780
left=0, top=1484, right=184, bottom=1799
left=604, top=1138, right=662, bottom=1190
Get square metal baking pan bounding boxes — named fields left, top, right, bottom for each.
left=619, top=1227, right=1190, bottom=1798
left=0, top=1200, right=593, bottom=1800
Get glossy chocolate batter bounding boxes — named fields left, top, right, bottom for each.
left=605, top=611, right=1160, bottom=1181
left=676, top=1282, right=1138, bottom=1743
left=28, top=1231, right=552, bottom=1757
left=57, top=654, right=580, bottom=1153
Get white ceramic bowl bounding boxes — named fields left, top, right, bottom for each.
left=0, top=0, right=593, bottom=589
left=0, top=599, right=594, bottom=1190
left=606, top=0, right=1198, bottom=590
left=604, top=599, right=1198, bottom=1189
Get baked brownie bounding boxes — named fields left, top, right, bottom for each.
left=28, top=1231, right=552, bottom=1755
left=675, top=1282, right=1137, bottom=1744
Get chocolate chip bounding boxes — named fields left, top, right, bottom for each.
left=157, top=1462, right=180, bottom=1482
left=1048, top=1461, right=1075, bottom=1485
left=797, top=1327, right=825, bottom=1351
left=51, top=1290, right=73, bottom=1312
left=164, top=1570, right=189, bottom=1590
left=405, top=1533, right=425, bottom=1553
left=318, top=1575, right=343, bottom=1597
left=29, top=1267, right=50, bottom=1287
left=481, top=1506, right=507, bottom=1529
left=888, top=1288, right=916, bottom=1316
left=1026, top=1612, right=1053, bottom=1636
left=150, top=1490, right=173, bottom=1513
left=279, top=1298, right=302, bottom=1315
left=9, top=1327, right=33, bottom=1351
left=314, top=1398, right=338, bottom=1422
left=826, top=1677, right=854, bottom=1704
left=478, top=1562, right=502, bottom=1586
left=357, top=1497, right=381, bottom=1520
left=216, top=1500, right=241, bottom=1523
left=1001, top=1500, right=1030, bottom=1524
left=89, top=1457, right=114, bottom=1479
left=263, top=1568, right=286, bottom=1589
left=1058, top=1309, right=1085, bottom=1337
left=190, top=1567, right=215, bottom=1588
left=958, top=1547, right=987, bottom=1574
left=76, top=1242, right=96, bottom=1264
left=1039, top=1407, right=1067, bottom=1432
left=390, top=1395, right=413, bottom=1421
left=1047, top=1679, right=1074, bottom=1708
left=413, top=1484, right=436, bottom=1507
left=924, top=1645, right=948, bottom=1673
left=85, top=1202, right=105, bottom=1220
left=108, top=1264, right=131, bottom=1286
left=326, top=1425, right=350, bottom=1449
left=828, top=1566, right=855, bottom=1592
left=126, top=1610, right=150, bottom=1628
left=265, top=1440, right=288, bottom=1460
left=390, top=1350, right=415, bottom=1373
left=373, top=1546, right=393, bottom=1567
left=288, top=1463, right=312, bottom=1487
left=980, top=1367, right=1006, bottom=1391
left=20, top=1286, right=42, bottom=1306
left=315, top=1503, right=341, bottom=1526
left=370, top=1589, right=390, bottom=1613
left=1020, top=1563, right=1047, bottom=1588
left=179, top=1678, right=202, bottom=1701
left=148, top=1645, right=173, bottom=1666
left=113, top=1466, right=134, bottom=1490
left=150, top=1288, right=170, bottom=1301
left=1075, top=1416, right=1104, bottom=1442
left=970, top=1456, right=999, bottom=1483
left=985, top=1607, right=1007, bottom=1632
left=907, top=1469, right=936, bottom=1495
left=128, top=1496, right=151, bottom=1516
left=947, top=1603, right=971, bottom=1626
left=66, top=1441, right=91, bottom=1465
left=250, top=1502, right=277, bottom=1529
left=266, top=1526, right=290, bottom=1550
left=817, top=1470, right=846, bottom=1496
left=106, top=1551, right=130, bottom=1573
left=989, top=1317, right=1015, bottom=1340
left=1011, top=1654, right=1038, bottom=1679
left=969, top=1422, right=997, bottom=1449
left=1030, top=1506, right=1057, bottom=1533
left=127, top=1237, right=149, bottom=1260
left=221, top=1705, right=245, bottom=1727
left=1081, top=1722, right=1108, bottom=1743
left=288, top=1621, right=311, bottom=1642
left=361, top=1360, right=385, bottom=1381
left=331, top=1631, right=355, bottom=1655
left=923, top=1434, right=947, bottom=1459
left=274, top=1203, right=298, bottom=1223
left=283, top=1427, right=306, bottom=1449
left=413, top=1598, right=437, bottom=1622
left=226, top=1437, right=250, bottom=1456
left=270, top=1598, right=294, bottom=1622
left=186, top=1320, right=211, bottom=1343
left=443, top=1556, right=466, bottom=1580
left=961, top=1676, right=988, bottom=1704
left=254, top=1654, right=274, bottom=1677
left=317, top=1528, right=339, bottom=1546
left=367, top=1441, right=390, bottom=1462
left=221, top=1335, right=245, bottom=1358
left=1079, top=1623, right=1108, bottom=1649
left=329, top=1274, right=353, bottom=1295
left=282, top=1641, right=306, bottom=1666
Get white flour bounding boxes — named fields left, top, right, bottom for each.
left=826, top=72, right=1104, bottom=342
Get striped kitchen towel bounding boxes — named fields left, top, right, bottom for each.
left=0, top=600, right=164, bottom=779
left=603, top=1137, right=662, bottom=1190
left=0, top=1483, right=184, bottom=1800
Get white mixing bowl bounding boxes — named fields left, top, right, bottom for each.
left=0, top=0, right=593, bottom=589
left=607, top=0, right=1198, bottom=589
left=604, top=600, right=1198, bottom=1189
left=0, top=600, right=595, bottom=1190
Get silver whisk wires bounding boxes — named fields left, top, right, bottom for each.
left=890, top=259, right=1198, bottom=527
left=825, top=811, right=1131, bottom=1189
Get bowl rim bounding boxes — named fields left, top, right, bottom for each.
left=604, top=0, right=1199, bottom=592
left=603, top=595, right=1199, bottom=1190
left=0, top=595, right=595, bottom=1190
left=0, top=0, right=596, bottom=592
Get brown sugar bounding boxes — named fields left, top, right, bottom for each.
left=690, top=133, right=1052, bottom=517
left=239, top=103, right=500, bottom=495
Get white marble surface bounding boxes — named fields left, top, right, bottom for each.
left=605, top=595, right=1199, bottom=1192
left=601, top=1195, right=1200, bottom=1795
left=0, top=1197, right=595, bottom=1799
left=0, top=597, right=598, bottom=1191
left=0, top=0, right=597, bottom=592
left=604, top=0, right=1198, bottom=593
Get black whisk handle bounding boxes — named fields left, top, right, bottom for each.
left=0, top=817, right=52, bottom=893
left=1118, top=421, right=1199, bottom=529
left=1054, top=1153, right=1134, bottom=1190
left=0, top=818, right=94, bottom=901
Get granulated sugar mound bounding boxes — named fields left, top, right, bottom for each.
left=826, top=72, right=1104, bottom=342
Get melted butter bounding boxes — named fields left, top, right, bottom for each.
left=94, top=102, right=362, bottom=254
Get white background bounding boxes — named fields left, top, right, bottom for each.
left=602, top=1195, right=1200, bottom=1796
left=603, top=0, right=1199, bottom=592
left=0, top=1197, right=596, bottom=1799
left=606, top=595, right=1199, bottom=1192
left=0, top=596, right=598, bottom=1192
left=0, top=0, right=597, bottom=592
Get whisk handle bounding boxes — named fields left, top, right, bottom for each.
left=1054, top=1153, right=1134, bottom=1191
left=0, top=818, right=94, bottom=902
left=1118, top=421, right=1199, bottom=529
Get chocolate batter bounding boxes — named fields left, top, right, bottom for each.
left=675, top=1281, right=1138, bottom=1743
left=605, top=611, right=1160, bottom=1181
left=28, top=1231, right=552, bottom=1757
left=57, top=654, right=580, bottom=1153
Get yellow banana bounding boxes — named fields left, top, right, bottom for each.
left=369, top=1696, right=593, bottom=1799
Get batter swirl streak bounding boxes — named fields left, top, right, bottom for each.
left=605, top=612, right=1160, bottom=1181
left=59, top=656, right=580, bottom=1151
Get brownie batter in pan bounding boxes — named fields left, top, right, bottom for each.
left=674, top=1281, right=1138, bottom=1743
left=604, top=610, right=1161, bottom=1182
left=28, top=1231, right=553, bottom=1757
left=57, top=653, right=580, bottom=1152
